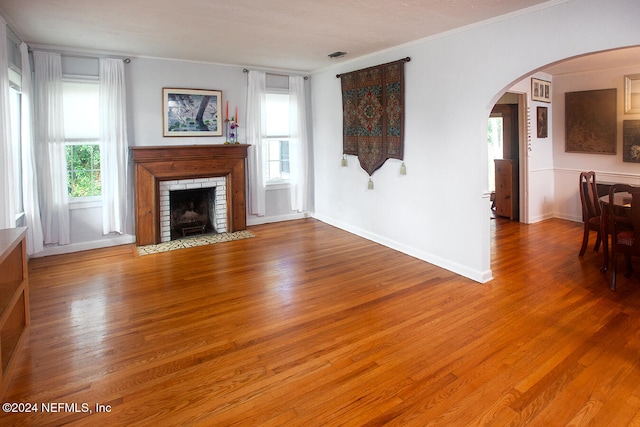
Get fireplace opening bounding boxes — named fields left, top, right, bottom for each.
left=170, top=188, right=217, bottom=240
left=159, top=176, right=227, bottom=243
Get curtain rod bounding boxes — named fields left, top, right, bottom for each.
left=243, top=68, right=308, bottom=80
left=336, top=57, right=411, bottom=79
left=28, top=47, right=131, bottom=63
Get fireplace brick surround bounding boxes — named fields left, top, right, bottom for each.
left=131, top=144, right=249, bottom=246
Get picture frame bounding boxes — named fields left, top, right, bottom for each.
left=565, top=88, right=617, bottom=154
left=536, top=106, right=548, bottom=138
left=623, top=120, right=640, bottom=162
left=624, top=74, right=640, bottom=114
left=163, top=88, right=222, bottom=137
left=531, top=78, right=551, bottom=103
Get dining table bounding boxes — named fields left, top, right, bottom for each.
left=599, top=192, right=631, bottom=272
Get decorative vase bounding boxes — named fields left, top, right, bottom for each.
left=225, top=118, right=238, bottom=144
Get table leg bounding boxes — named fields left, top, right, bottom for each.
left=600, top=204, right=609, bottom=272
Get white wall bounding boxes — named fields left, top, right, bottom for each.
left=310, top=0, right=640, bottom=282
left=552, top=62, right=640, bottom=222
left=128, top=58, right=245, bottom=147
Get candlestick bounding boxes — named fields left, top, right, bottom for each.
left=225, top=100, right=229, bottom=120
left=235, top=107, right=239, bottom=126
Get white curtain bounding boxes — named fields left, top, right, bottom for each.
left=100, top=58, right=128, bottom=235
left=288, top=76, right=309, bottom=212
left=0, top=19, right=16, bottom=229
left=246, top=70, right=267, bottom=216
left=33, top=51, right=70, bottom=245
left=20, top=42, right=44, bottom=254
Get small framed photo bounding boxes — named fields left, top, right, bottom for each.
left=624, top=74, right=640, bottom=114
left=537, top=106, right=548, bottom=138
left=163, top=88, right=222, bottom=137
left=531, top=78, right=551, bottom=103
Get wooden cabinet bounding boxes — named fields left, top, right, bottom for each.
left=494, top=159, right=515, bottom=220
left=0, top=227, right=29, bottom=398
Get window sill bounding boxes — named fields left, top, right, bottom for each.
left=69, top=197, right=102, bottom=210
left=266, top=182, right=290, bottom=191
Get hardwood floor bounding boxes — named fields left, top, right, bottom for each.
left=2, top=217, right=640, bottom=425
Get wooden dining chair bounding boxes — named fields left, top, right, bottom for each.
left=579, top=171, right=602, bottom=257
left=608, top=183, right=640, bottom=291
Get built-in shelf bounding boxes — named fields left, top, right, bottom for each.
left=0, top=227, right=30, bottom=398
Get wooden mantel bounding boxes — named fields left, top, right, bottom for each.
left=131, top=144, right=249, bottom=246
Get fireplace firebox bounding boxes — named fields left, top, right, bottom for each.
left=170, top=188, right=215, bottom=238
left=159, top=176, right=227, bottom=242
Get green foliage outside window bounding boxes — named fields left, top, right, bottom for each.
left=66, top=144, right=101, bottom=197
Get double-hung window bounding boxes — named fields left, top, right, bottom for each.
left=265, top=92, right=290, bottom=184
left=62, top=79, right=101, bottom=199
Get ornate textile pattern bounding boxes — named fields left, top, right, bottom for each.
left=341, top=59, right=405, bottom=175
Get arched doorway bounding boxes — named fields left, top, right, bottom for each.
left=488, top=46, right=640, bottom=264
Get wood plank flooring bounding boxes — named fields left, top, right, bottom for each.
left=2, top=217, right=640, bottom=425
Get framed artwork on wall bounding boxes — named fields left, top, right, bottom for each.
left=537, top=106, right=548, bottom=138
left=163, top=88, right=223, bottom=137
left=623, top=120, right=640, bottom=162
left=624, top=74, right=640, bottom=114
left=531, top=78, right=551, bottom=103
left=565, top=88, right=617, bottom=154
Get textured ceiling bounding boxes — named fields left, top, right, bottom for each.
left=0, top=0, right=554, bottom=72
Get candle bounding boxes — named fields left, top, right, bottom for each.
left=225, top=101, right=229, bottom=120
left=235, top=107, right=239, bottom=125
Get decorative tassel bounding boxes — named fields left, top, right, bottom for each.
left=367, top=178, right=374, bottom=190
left=341, top=155, right=347, bottom=167
left=400, top=162, right=407, bottom=175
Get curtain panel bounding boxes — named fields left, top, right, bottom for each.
left=246, top=70, right=267, bottom=216
left=20, top=42, right=44, bottom=254
left=340, top=59, right=406, bottom=176
left=33, top=51, right=70, bottom=245
left=0, top=19, right=16, bottom=229
left=100, top=58, right=129, bottom=235
left=288, top=75, right=309, bottom=213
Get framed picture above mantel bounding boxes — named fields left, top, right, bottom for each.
left=163, top=88, right=223, bottom=137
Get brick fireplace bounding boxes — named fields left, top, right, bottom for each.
left=131, top=144, right=249, bottom=246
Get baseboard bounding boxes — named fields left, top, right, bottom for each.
left=247, top=212, right=308, bottom=226
left=312, top=213, right=491, bottom=284
left=32, top=234, right=136, bottom=258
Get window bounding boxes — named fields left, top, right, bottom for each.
left=265, top=92, right=290, bottom=183
left=8, top=68, right=23, bottom=217
left=62, top=79, right=101, bottom=198
left=487, top=115, right=503, bottom=192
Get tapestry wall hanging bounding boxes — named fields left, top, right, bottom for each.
left=339, top=58, right=409, bottom=176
